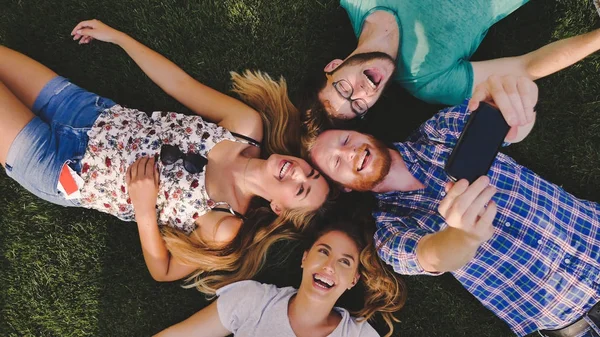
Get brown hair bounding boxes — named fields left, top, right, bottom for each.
left=162, top=70, right=336, bottom=295
left=309, top=220, right=406, bottom=337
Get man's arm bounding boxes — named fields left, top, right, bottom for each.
left=471, top=28, right=600, bottom=89
left=416, top=177, right=497, bottom=273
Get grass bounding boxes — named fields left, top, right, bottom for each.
left=1, top=0, right=599, bottom=336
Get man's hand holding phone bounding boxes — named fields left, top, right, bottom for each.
left=438, top=176, right=497, bottom=245
left=468, top=75, right=538, bottom=142
left=416, top=176, right=498, bottom=273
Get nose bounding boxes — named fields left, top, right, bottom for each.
left=322, top=258, right=335, bottom=274
left=356, top=80, right=370, bottom=97
left=291, top=163, right=308, bottom=181
left=341, top=145, right=356, bottom=163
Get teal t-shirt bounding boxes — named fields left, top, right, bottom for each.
left=341, top=0, right=528, bottom=105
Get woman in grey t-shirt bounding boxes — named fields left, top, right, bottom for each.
left=155, top=221, right=405, bottom=337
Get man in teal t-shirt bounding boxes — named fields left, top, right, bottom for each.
left=312, top=0, right=600, bottom=120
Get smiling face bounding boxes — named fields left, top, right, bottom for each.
left=300, top=230, right=360, bottom=303
left=263, top=154, right=330, bottom=214
left=319, top=52, right=396, bottom=120
left=309, top=130, right=391, bottom=192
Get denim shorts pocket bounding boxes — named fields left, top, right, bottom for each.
left=54, top=123, right=90, bottom=173
left=95, top=96, right=116, bottom=111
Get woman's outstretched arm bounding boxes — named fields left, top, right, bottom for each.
left=126, top=156, right=196, bottom=281
left=154, top=301, right=230, bottom=337
left=71, top=20, right=262, bottom=141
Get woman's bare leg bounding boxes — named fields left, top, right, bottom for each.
left=0, top=46, right=58, bottom=109
left=0, top=81, right=35, bottom=166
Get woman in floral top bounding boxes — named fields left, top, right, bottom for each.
left=0, top=20, right=331, bottom=294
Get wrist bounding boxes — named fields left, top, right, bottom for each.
left=446, top=226, right=485, bottom=246
left=135, top=210, right=158, bottom=226
left=112, top=31, right=130, bottom=45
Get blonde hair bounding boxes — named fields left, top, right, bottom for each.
left=230, top=70, right=302, bottom=158
left=163, top=203, right=320, bottom=294
left=163, top=70, right=334, bottom=295
left=310, top=220, right=406, bottom=337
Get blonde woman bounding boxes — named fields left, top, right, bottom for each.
left=155, top=221, right=406, bottom=337
left=0, top=20, right=331, bottom=294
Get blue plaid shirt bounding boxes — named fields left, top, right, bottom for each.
left=374, top=102, right=600, bottom=336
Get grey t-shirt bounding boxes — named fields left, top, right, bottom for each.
left=216, top=280, right=380, bottom=337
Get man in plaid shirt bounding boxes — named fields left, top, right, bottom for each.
left=306, top=75, right=600, bottom=337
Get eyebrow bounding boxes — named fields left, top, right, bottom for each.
left=316, top=243, right=356, bottom=262
left=301, top=185, right=312, bottom=201
left=307, top=168, right=322, bottom=180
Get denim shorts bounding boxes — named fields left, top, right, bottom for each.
left=4, top=76, right=116, bottom=207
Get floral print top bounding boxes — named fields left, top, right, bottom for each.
left=78, top=105, right=259, bottom=235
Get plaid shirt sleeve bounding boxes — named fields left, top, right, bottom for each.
left=374, top=218, right=442, bottom=276
left=419, top=100, right=513, bottom=147
left=419, top=100, right=471, bottom=146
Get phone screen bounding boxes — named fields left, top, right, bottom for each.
left=445, top=102, right=510, bottom=183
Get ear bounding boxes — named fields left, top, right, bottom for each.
left=324, top=59, right=344, bottom=73
left=301, top=251, right=307, bottom=268
left=349, top=273, right=361, bottom=289
left=270, top=202, right=283, bottom=215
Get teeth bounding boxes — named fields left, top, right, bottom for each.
left=279, top=161, right=291, bottom=179
left=366, top=76, right=376, bottom=89
left=314, top=274, right=334, bottom=287
left=365, top=72, right=377, bottom=89
left=357, top=150, right=368, bottom=171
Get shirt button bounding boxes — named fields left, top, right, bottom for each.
left=505, top=222, right=511, bottom=227
left=565, top=258, right=571, bottom=264
left=537, top=240, right=543, bottom=245
left=440, top=191, right=446, bottom=197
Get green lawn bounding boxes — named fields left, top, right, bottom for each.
left=1, top=1, right=599, bottom=336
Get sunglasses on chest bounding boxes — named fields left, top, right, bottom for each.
left=160, top=144, right=207, bottom=174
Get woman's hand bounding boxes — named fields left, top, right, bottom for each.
left=71, top=19, right=126, bottom=45
left=126, top=156, right=160, bottom=222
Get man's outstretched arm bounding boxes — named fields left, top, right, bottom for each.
left=471, top=28, right=600, bottom=90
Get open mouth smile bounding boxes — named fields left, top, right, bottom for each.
left=356, top=148, right=371, bottom=172
left=279, top=160, right=292, bottom=180
left=313, top=273, right=336, bottom=290
left=364, top=68, right=383, bottom=90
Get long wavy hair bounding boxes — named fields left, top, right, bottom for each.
left=162, top=70, right=336, bottom=295
left=307, top=220, right=406, bottom=337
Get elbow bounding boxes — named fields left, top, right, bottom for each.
left=148, top=270, right=177, bottom=282
left=150, top=273, right=171, bottom=282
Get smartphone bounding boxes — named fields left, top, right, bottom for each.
left=444, top=102, right=510, bottom=184
left=587, top=302, right=600, bottom=334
